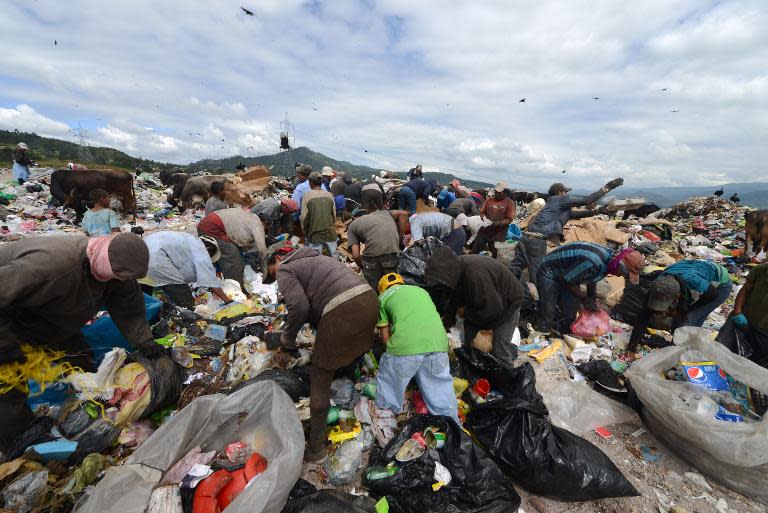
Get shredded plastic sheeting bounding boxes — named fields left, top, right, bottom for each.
left=0, top=344, right=80, bottom=394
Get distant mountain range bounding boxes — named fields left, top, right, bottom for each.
left=190, top=146, right=495, bottom=189
left=583, top=183, right=768, bottom=209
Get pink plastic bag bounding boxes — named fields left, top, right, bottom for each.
left=570, top=309, right=610, bottom=338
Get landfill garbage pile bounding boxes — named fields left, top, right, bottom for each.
left=1, top=170, right=768, bottom=513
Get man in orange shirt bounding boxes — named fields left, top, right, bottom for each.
left=471, top=182, right=515, bottom=258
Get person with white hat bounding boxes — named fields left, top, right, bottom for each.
left=144, top=231, right=231, bottom=309
left=11, top=142, right=32, bottom=185
left=321, top=166, right=335, bottom=191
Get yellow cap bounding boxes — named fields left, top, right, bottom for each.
left=378, top=273, right=404, bottom=294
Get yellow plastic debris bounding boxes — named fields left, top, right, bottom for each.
left=0, top=344, right=81, bottom=394
left=528, top=340, right=563, bottom=363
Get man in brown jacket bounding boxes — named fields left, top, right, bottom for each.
left=264, top=245, right=378, bottom=461
left=0, top=233, right=156, bottom=455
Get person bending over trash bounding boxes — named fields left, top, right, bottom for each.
left=263, top=245, right=378, bottom=462
left=536, top=243, right=645, bottom=333
left=251, top=197, right=299, bottom=241
left=408, top=212, right=466, bottom=255
left=436, top=179, right=460, bottom=211
left=0, top=233, right=157, bottom=455
left=204, top=181, right=228, bottom=216
left=375, top=273, right=460, bottom=425
left=300, top=172, right=337, bottom=257
left=510, top=178, right=623, bottom=283
left=716, top=262, right=768, bottom=366
left=81, top=189, right=121, bottom=237
left=399, top=177, right=437, bottom=215
left=144, top=231, right=231, bottom=309
left=425, top=246, right=525, bottom=365
left=471, top=182, right=515, bottom=258
left=347, top=189, right=401, bottom=289
left=11, top=142, right=32, bottom=185
left=197, top=207, right=268, bottom=288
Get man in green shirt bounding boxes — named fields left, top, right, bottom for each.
left=375, top=273, right=460, bottom=424
left=717, top=263, right=768, bottom=366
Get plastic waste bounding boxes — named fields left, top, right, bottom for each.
left=366, top=414, right=520, bottom=513
left=398, top=236, right=446, bottom=286
left=29, top=439, right=78, bottom=461
left=70, top=453, right=107, bottom=494
left=323, top=440, right=363, bottom=486
left=570, top=308, right=611, bottom=338
left=354, top=397, right=398, bottom=447
left=457, top=348, right=638, bottom=501
left=2, top=470, right=48, bottom=513
left=626, top=327, right=768, bottom=504
left=330, top=377, right=356, bottom=410
left=227, top=368, right=309, bottom=401
left=282, top=490, right=378, bottom=513
left=74, top=381, right=303, bottom=513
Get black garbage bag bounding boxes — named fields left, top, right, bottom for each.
left=58, top=402, right=94, bottom=437
left=227, top=368, right=309, bottom=401
left=69, top=418, right=121, bottom=463
left=282, top=489, right=377, bottom=513
left=286, top=478, right=317, bottom=502
left=5, top=416, right=54, bottom=461
left=132, top=354, right=184, bottom=415
left=366, top=414, right=520, bottom=513
left=398, top=237, right=446, bottom=286
left=458, top=351, right=639, bottom=501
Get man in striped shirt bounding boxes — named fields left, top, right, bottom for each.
left=536, top=242, right=645, bottom=333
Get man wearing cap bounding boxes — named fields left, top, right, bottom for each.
left=0, top=233, right=157, bottom=453
left=291, top=164, right=321, bottom=214
left=144, top=231, right=231, bottom=309
left=408, top=211, right=466, bottom=255
left=435, top=179, right=460, bottom=211
left=425, top=246, right=526, bottom=365
left=263, top=246, right=378, bottom=461
left=321, top=166, right=335, bottom=191
left=535, top=243, right=645, bottom=333
left=510, top=178, right=623, bottom=283
left=11, top=142, right=32, bottom=185
left=399, top=177, right=437, bottom=215
left=251, top=197, right=299, bottom=241
left=301, top=172, right=337, bottom=256
left=716, top=263, right=768, bottom=365
left=408, top=164, right=423, bottom=181
left=471, top=182, right=515, bottom=257
left=197, top=208, right=268, bottom=287
left=347, top=189, right=400, bottom=289
left=375, top=273, right=460, bottom=425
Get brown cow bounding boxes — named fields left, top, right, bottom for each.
left=177, top=175, right=255, bottom=210
left=745, top=209, right=768, bottom=256
left=50, top=169, right=136, bottom=221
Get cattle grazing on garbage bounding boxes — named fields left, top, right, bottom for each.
left=745, top=209, right=768, bottom=255
left=176, top=175, right=254, bottom=211
left=621, top=203, right=661, bottom=220
left=50, top=168, right=136, bottom=220
left=510, top=190, right=549, bottom=206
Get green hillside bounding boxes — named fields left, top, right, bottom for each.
left=190, top=146, right=494, bottom=189
left=0, top=129, right=177, bottom=172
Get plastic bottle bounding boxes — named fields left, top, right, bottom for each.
left=365, top=466, right=399, bottom=481
left=362, top=383, right=377, bottom=399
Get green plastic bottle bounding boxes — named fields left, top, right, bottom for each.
left=326, top=406, right=355, bottom=425
left=362, top=383, right=377, bottom=399
left=365, top=466, right=398, bottom=480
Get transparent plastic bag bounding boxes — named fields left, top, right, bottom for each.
left=323, top=440, right=363, bottom=486
left=2, top=470, right=48, bottom=513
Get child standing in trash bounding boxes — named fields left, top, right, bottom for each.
left=375, top=273, right=460, bottom=425
left=81, top=189, right=121, bottom=237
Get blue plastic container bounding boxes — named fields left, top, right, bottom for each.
left=81, top=293, right=162, bottom=365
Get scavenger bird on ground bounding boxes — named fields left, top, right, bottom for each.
left=713, top=188, right=723, bottom=197
left=730, top=193, right=740, bottom=204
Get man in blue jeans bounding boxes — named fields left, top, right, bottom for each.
left=399, top=177, right=437, bottom=214
left=375, top=273, right=460, bottom=425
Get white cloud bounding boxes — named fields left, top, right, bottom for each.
left=0, top=0, right=766, bottom=189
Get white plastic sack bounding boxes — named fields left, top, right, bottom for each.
left=538, top=380, right=639, bottom=434
left=626, top=327, right=768, bottom=504
left=74, top=381, right=303, bottom=513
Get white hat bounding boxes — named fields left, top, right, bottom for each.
left=321, top=166, right=334, bottom=177
left=494, top=181, right=508, bottom=192
left=16, top=142, right=28, bottom=150
left=199, top=235, right=221, bottom=263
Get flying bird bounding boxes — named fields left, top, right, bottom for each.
left=713, top=188, right=723, bottom=197
left=241, top=6, right=254, bottom=15
left=519, top=98, right=526, bottom=103
left=54, top=40, right=57, bottom=46
left=730, top=193, right=740, bottom=204
left=670, top=110, right=679, bottom=113
left=592, top=97, right=599, bottom=101
left=562, top=170, right=566, bottom=173
left=661, top=88, right=668, bottom=91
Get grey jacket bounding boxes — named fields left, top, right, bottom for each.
left=277, top=247, right=371, bottom=339
left=527, top=187, right=609, bottom=237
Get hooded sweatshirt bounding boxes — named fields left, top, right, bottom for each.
left=276, top=247, right=371, bottom=339
left=425, top=247, right=525, bottom=328
left=0, top=235, right=152, bottom=355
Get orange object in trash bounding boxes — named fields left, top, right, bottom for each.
left=217, top=468, right=248, bottom=510
left=473, top=379, right=490, bottom=398
left=731, top=248, right=744, bottom=257
left=193, top=469, right=232, bottom=513
left=245, top=452, right=269, bottom=480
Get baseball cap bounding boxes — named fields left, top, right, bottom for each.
left=548, top=183, right=572, bottom=196
left=494, top=181, right=508, bottom=192
left=308, top=171, right=322, bottom=181
left=321, top=166, right=334, bottom=177
left=280, top=198, right=299, bottom=212
left=199, top=235, right=221, bottom=263
left=648, top=275, right=680, bottom=312
left=262, top=243, right=294, bottom=284
left=619, top=250, right=645, bottom=285
left=16, top=142, right=28, bottom=150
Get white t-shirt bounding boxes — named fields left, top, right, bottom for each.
left=145, top=231, right=220, bottom=288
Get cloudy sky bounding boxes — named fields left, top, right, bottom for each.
left=1, top=1, right=766, bottom=189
